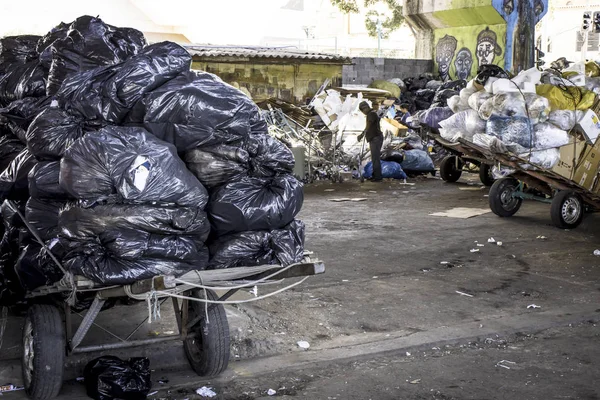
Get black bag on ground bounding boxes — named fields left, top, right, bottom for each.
left=0, top=149, right=37, bottom=201
left=0, top=35, right=40, bottom=68
left=60, top=204, right=211, bottom=241
left=0, top=61, right=47, bottom=106
left=60, top=126, right=209, bottom=207
left=381, top=148, right=404, bottom=163
left=0, top=132, right=25, bottom=171
left=246, top=134, right=295, bottom=177
left=57, top=42, right=191, bottom=124
left=0, top=96, right=51, bottom=142
left=28, top=161, right=71, bottom=199
left=184, top=144, right=249, bottom=189
left=138, top=70, right=264, bottom=151
left=208, top=174, right=303, bottom=236
left=208, top=220, right=305, bottom=269
left=15, top=242, right=63, bottom=291
left=25, top=198, right=65, bottom=241
left=84, top=356, right=151, bottom=400
left=46, top=16, right=146, bottom=95
left=26, top=107, right=86, bottom=160
left=36, top=22, right=70, bottom=69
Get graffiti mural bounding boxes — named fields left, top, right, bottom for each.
left=435, top=35, right=457, bottom=82
left=476, top=27, right=503, bottom=68
left=454, top=48, right=473, bottom=80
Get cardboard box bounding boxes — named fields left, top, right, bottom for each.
left=552, top=139, right=586, bottom=180
left=574, top=109, right=600, bottom=144
left=573, top=138, right=600, bottom=190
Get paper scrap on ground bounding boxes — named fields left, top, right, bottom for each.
left=397, top=182, right=415, bottom=185
left=430, top=207, right=491, bottom=219
left=594, top=249, right=600, bottom=256
left=0, top=385, right=24, bottom=393
left=470, top=248, right=480, bottom=253
left=497, top=241, right=503, bottom=246
left=527, top=304, right=541, bottom=309
left=196, top=387, right=217, bottom=398
left=456, top=291, right=474, bottom=297
left=324, top=189, right=335, bottom=192
left=329, top=198, right=368, bottom=202
left=488, top=237, right=496, bottom=243
left=496, top=360, right=516, bottom=370
left=409, top=379, right=421, bottom=384
left=458, top=186, right=485, bottom=191
left=267, top=389, right=277, bottom=396
left=297, top=340, right=310, bottom=349
left=477, top=243, right=485, bottom=247
left=537, top=235, right=547, bottom=239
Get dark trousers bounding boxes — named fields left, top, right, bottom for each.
left=369, top=135, right=383, bottom=180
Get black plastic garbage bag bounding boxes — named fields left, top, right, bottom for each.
left=0, top=227, right=26, bottom=305
left=407, top=77, right=429, bottom=91
left=46, top=16, right=146, bottom=95
left=61, top=126, right=209, bottom=207
left=0, top=149, right=37, bottom=201
left=28, top=161, right=71, bottom=199
left=0, top=96, right=51, bottom=142
left=0, top=132, right=25, bottom=171
left=57, top=42, right=192, bottom=124
left=486, top=115, right=533, bottom=149
left=208, top=174, right=303, bottom=236
left=60, top=204, right=211, bottom=241
left=0, top=35, right=40, bottom=68
left=184, top=143, right=249, bottom=189
left=400, top=149, right=435, bottom=172
left=15, top=242, right=63, bottom=291
left=139, top=70, right=264, bottom=151
left=209, top=220, right=305, bottom=269
left=439, top=79, right=467, bottom=91
left=381, top=148, right=404, bottom=163
left=0, top=61, right=47, bottom=106
left=246, top=134, right=295, bottom=177
left=84, top=356, right=151, bottom=400
left=416, top=107, right=454, bottom=129
left=26, top=107, right=86, bottom=160
left=432, top=89, right=458, bottom=107
left=37, top=22, right=70, bottom=69
left=65, top=243, right=206, bottom=284
left=25, top=198, right=67, bottom=241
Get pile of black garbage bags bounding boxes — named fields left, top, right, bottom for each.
left=0, top=16, right=305, bottom=304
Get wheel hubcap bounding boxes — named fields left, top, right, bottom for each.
left=561, top=197, right=581, bottom=224
left=500, top=185, right=519, bottom=210
left=23, top=320, right=34, bottom=386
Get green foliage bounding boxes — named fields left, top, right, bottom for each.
left=329, top=0, right=404, bottom=38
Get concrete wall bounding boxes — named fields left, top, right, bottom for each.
left=342, top=58, right=434, bottom=85
left=192, top=60, right=343, bottom=104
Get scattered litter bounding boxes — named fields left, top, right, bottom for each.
left=372, top=276, right=378, bottom=279
left=594, top=249, right=600, bottom=256
left=430, top=207, right=491, bottom=219
left=536, top=235, right=547, bottom=239
left=477, top=243, right=485, bottom=247
left=402, top=191, right=410, bottom=194
left=470, top=248, right=480, bottom=253
left=495, top=360, right=516, bottom=370
left=497, top=241, right=503, bottom=246
left=440, top=261, right=449, bottom=264
left=421, top=267, right=432, bottom=272
left=0, top=385, right=24, bottom=393
left=297, top=340, right=310, bottom=349
left=196, top=387, right=217, bottom=398
left=527, top=304, right=541, bottom=309
left=488, top=237, right=496, bottom=243
left=406, top=352, right=411, bottom=356
left=148, top=391, right=158, bottom=396
left=329, top=198, right=368, bottom=202
left=484, top=194, right=489, bottom=197
left=398, top=182, right=415, bottom=185
left=324, top=189, right=335, bottom=192
left=342, top=279, right=349, bottom=282
left=250, top=286, right=258, bottom=297
left=409, top=379, right=421, bottom=384
left=267, top=389, right=277, bottom=396
left=369, top=190, right=377, bottom=193
left=456, top=291, right=474, bottom=297
left=158, top=379, right=169, bottom=384
left=458, top=186, right=485, bottom=191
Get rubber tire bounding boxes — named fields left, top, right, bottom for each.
left=439, top=156, right=463, bottom=182
left=479, top=163, right=495, bottom=186
left=489, top=177, right=522, bottom=217
left=183, top=289, right=230, bottom=377
left=550, top=190, right=584, bottom=229
left=22, top=305, right=65, bottom=400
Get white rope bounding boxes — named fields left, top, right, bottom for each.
left=153, top=276, right=310, bottom=304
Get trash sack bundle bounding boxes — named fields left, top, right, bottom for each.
left=400, top=150, right=435, bottom=171
left=61, top=126, right=208, bottom=208
left=432, top=89, right=458, bottom=107
left=184, top=144, right=249, bottom=189
left=473, top=133, right=509, bottom=153
left=208, top=220, right=305, bottom=269
left=28, top=161, right=72, bottom=199
left=15, top=242, right=63, bottom=291
left=26, top=107, right=87, bottom=160
left=37, top=22, right=69, bottom=68
left=0, top=96, right=51, bottom=143
left=518, top=148, right=560, bottom=169
left=246, top=134, right=295, bottom=177
left=459, top=81, right=479, bottom=104
left=0, top=226, right=26, bottom=305
left=368, top=80, right=401, bottom=98
left=1, top=198, right=26, bottom=229
left=547, top=110, right=582, bottom=131
left=0, top=61, right=47, bottom=105
left=0, top=132, right=25, bottom=171
left=491, top=92, right=550, bottom=122
left=447, top=95, right=470, bottom=113
left=415, top=88, right=436, bottom=103
left=533, top=122, right=570, bottom=150
left=478, top=98, right=495, bottom=120
left=536, top=84, right=595, bottom=111
left=401, top=134, right=425, bottom=151
left=138, top=70, right=265, bottom=151
left=60, top=204, right=211, bottom=241
left=381, top=148, right=404, bottom=163
left=415, top=106, right=454, bottom=129
left=440, top=80, right=467, bottom=91
left=84, top=356, right=151, bottom=400
left=387, top=78, right=406, bottom=92
left=425, top=80, right=443, bottom=91
left=208, top=174, right=303, bottom=236
left=46, top=15, right=146, bottom=95
left=439, top=109, right=486, bottom=141
left=486, top=115, right=533, bottom=150
left=363, top=161, right=407, bottom=180
left=468, top=91, right=493, bottom=111
left=57, top=42, right=192, bottom=124
left=0, top=149, right=37, bottom=201
left=97, top=229, right=206, bottom=261
left=406, top=77, right=429, bottom=91
left=0, top=35, right=41, bottom=68
left=25, top=198, right=67, bottom=241
left=65, top=243, right=205, bottom=284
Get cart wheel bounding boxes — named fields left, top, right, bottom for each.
left=183, top=289, right=230, bottom=377
left=489, top=177, right=522, bottom=217
left=478, top=164, right=495, bottom=186
left=22, top=305, right=65, bottom=400
left=551, top=190, right=584, bottom=229
left=439, top=156, right=463, bottom=182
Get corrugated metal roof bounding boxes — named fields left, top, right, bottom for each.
left=186, top=45, right=350, bottom=63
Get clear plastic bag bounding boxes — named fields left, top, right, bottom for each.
left=468, top=91, right=493, bottom=111
left=518, top=148, right=560, bottom=169
left=547, top=110, right=580, bottom=131
left=533, top=122, right=570, bottom=150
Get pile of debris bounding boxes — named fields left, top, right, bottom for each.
left=0, top=16, right=305, bottom=305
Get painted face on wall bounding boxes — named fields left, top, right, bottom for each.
left=435, top=35, right=458, bottom=82
left=454, top=48, right=473, bottom=80
left=476, top=27, right=502, bottom=67
left=503, top=0, right=514, bottom=15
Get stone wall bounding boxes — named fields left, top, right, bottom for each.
left=342, top=58, right=434, bottom=85
left=191, top=60, right=343, bottom=104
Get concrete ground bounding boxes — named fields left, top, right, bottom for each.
left=2, top=173, right=600, bottom=399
